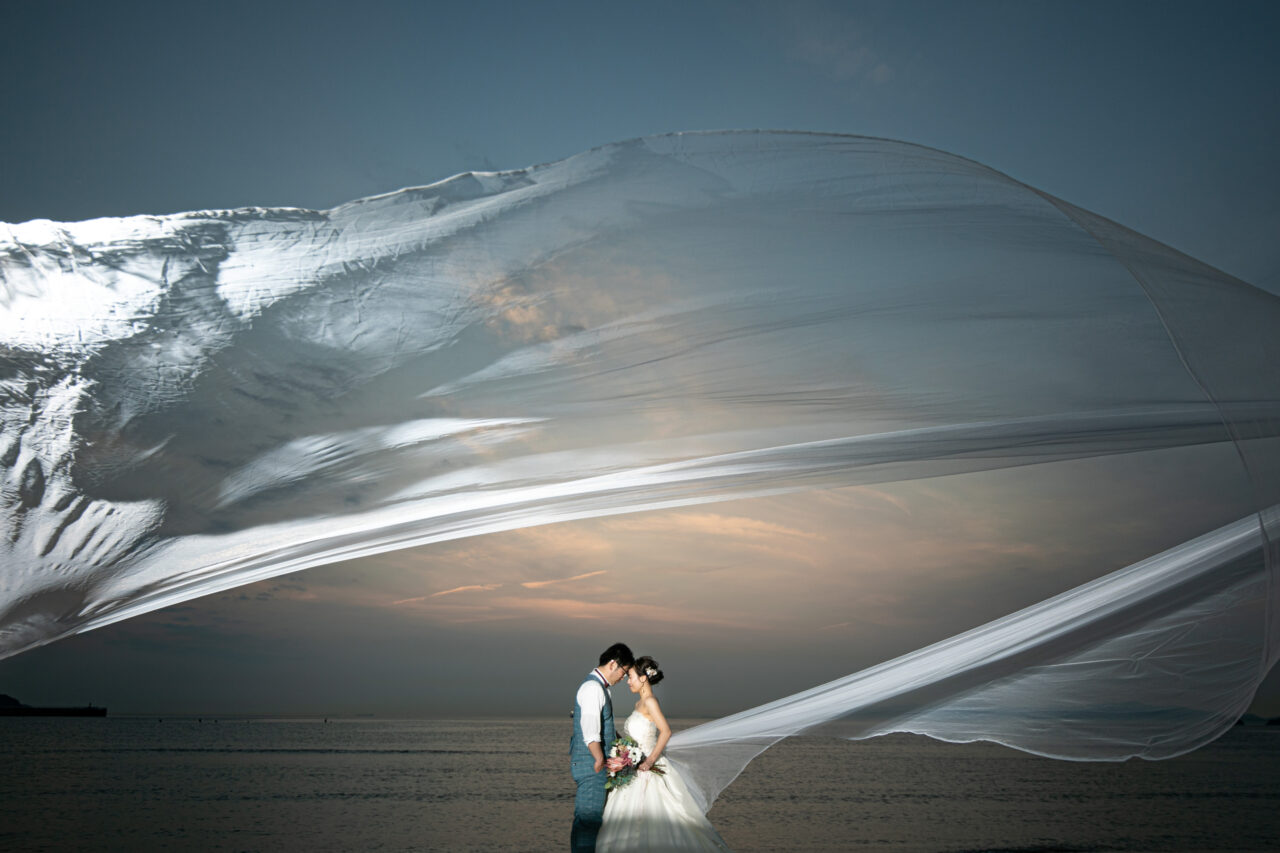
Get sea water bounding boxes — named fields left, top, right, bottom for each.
left=2, top=718, right=1277, bottom=852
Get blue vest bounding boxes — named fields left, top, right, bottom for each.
left=570, top=673, right=615, bottom=759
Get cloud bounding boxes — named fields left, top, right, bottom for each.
left=390, top=583, right=504, bottom=604
left=521, top=570, right=608, bottom=589
left=433, top=595, right=758, bottom=632
left=432, top=583, right=503, bottom=598
left=606, top=512, right=820, bottom=542
left=308, top=477, right=1079, bottom=644
left=389, top=583, right=504, bottom=605
left=602, top=510, right=828, bottom=569
left=777, top=3, right=895, bottom=88
left=838, top=486, right=913, bottom=516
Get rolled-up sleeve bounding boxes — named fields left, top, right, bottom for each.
left=576, top=680, right=605, bottom=746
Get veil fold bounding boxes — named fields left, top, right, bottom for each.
left=2, top=131, right=1277, bottom=810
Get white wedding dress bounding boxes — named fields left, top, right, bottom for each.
left=597, top=711, right=732, bottom=852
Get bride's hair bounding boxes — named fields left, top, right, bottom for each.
left=634, top=655, right=664, bottom=686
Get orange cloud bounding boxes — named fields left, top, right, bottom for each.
left=521, top=570, right=608, bottom=589
left=439, top=595, right=757, bottom=630
left=430, top=583, right=503, bottom=598
left=607, top=512, right=821, bottom=542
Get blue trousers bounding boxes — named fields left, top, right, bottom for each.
left=570, top=759, right=607, bottom=851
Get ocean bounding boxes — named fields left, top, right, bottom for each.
left=3, top=717, right=1278, bottom=852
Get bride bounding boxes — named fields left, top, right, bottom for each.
left=596, top=656, right=732, bottom=852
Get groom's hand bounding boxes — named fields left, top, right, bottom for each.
left=593, top=756, right=605, bottom=773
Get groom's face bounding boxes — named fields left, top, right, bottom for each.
left=604, top=661, right=628, bottom=685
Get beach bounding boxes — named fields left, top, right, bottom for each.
left=3, top=717, right=1278, bottom=851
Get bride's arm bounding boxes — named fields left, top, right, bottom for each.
left=639, top=696, right=672, bottom=771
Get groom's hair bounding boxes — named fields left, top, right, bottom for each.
left=599, top=642, right=635, bottom=669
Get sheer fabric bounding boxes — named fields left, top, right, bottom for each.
left=666, top=507, right=1275, bottom=811
left=2, top=131, right=1278, bottom=809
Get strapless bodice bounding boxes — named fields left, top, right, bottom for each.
left=623, top=710, right=659, bottom=754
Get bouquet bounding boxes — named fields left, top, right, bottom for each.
left=604, top=734, right=665, bottom=791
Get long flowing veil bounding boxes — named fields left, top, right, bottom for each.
left=665, top=506, right=1275, bottom=811
left=3, top=131, right=1277, bottom=811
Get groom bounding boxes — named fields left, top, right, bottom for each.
left=570, top=641, right=634, bottom=852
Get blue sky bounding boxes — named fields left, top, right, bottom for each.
left=2, top=0, right=1278, bottom=716
left=4, top=1, right=1277, bottom=289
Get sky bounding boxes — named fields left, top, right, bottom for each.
left=2, top=0, right=1279, bottom=718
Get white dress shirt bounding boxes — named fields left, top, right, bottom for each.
left=576, top=668, right=610, bottom=746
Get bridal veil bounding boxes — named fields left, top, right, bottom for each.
left=3, top=131, right=1277, bottom=811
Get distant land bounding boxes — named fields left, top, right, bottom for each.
left=0, top=693, right=106, bottom=717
